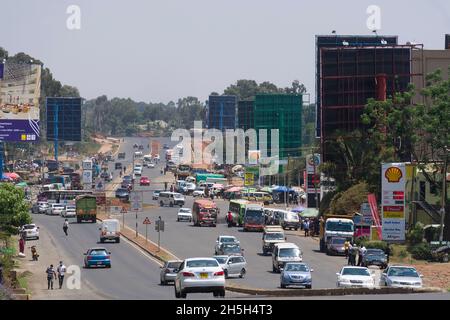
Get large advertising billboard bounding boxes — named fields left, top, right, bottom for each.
left=46, top=97, right=82, bottom=141
left=0, top=62, right=41, bottom=141
left=446, top=34, right=450, bottom=50
left=381, top=163, right=406, bottom=241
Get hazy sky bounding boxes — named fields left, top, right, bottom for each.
left=1, top=0, right=449, bottom=103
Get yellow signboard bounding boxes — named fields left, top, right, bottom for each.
left=244, top=173, right=254, bottom=186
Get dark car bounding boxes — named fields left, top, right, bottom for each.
left=121, top=175, right=133, bottom=189
left=115, top=162, right=123, bottom=170
left=431, top=245, right=450, bottom=262
left=118, top=153, right=126, bottom=160
left=100, top=171, right=112, bottom=182
left=326, top=237, right=346, bottom=256
left=163, top=144, right=169, bottom=149
left=115, top=188, right=129, bottom=202
left=362, top=249, right=388, bottom=269
left=217, top=243, right=243, bottom=256
left=138, top=145, right=144, bottom=150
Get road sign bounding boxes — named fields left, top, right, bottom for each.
left=244, top=172, right=254, bottom=186
left=143, top=217, right=151, bottom=225
left=121, top=206, right=127, bottom=213
left=155, top=220, right=165, bottom=232
left=130, top=191, right=143, bottom=212
left=95, top=178, right=105, bottom=191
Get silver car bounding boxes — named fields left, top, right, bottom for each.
left=380, top=266, right=423, bottom=288
left=213, top=255, right=247, bottom=279
left=160, top=260, right=183, bottom=285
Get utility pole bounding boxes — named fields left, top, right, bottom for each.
left=440, top=152, right=448, bottom=245
left=312, top=148, right=319, bottom=211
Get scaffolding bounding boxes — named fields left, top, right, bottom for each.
left=319, top=43, right=424, bottom=163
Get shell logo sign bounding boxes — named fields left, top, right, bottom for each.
left=384, top=166, right=403, bottom=183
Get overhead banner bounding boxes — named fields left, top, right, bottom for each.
left=0, top=62, right=41, bottom=141
left=381, top=163, right=406, bottom=241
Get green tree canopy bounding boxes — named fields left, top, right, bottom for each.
left=0, top=184, right=31, bottom=234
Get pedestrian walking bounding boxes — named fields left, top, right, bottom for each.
left=344, top=240, right=350, bottom=258
left=19, top=237, right=25, bottom=254
left=385, top=245, right=391, bottom=264
left=63, top=219, right=69, bottom=236
left=303, top=219, right=310, bottom=237
left=57, top=261, right=67, bottom=289
left=46, top=264, right=57, bottom=290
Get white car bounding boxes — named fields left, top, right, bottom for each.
left=62, top=205, right=76, bottom=218
left=380, top=266, right=423, bottom=288
left=336, top=266, right=375, bottom=288
left=20, top=224, right=39, bottom=240
left=47, top=203, right=65, bottom=216
left=134, top=151, right=143, bottom=158
left=174, top=257, right=226, bottom=298
left=38, top=201, right=49, bottom=214
left=214, top=236, right=239, bottom=255
left=144, top=162, right=155, bottom=168
left=177, top=208, right=193, bottom=222
left=213, top=255, right=247, bottom=279
left=192, top=188, right=205, bottom=197
left=133, top=168, right=142, bottom=176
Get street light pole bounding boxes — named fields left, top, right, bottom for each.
left=439, top=153, right=448, bottom=245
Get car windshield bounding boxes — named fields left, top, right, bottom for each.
left=265, top=233, right=285, bottom=241
left=222, top=244, right=241, bottom=254
left=366, top=249, right=384, bottom=256
left=285, top=264, right=309, bottom=272
left=179, top=209, right=190, bottom=213
left=54, top=205, right=64, bottom=209
left=332, top=238, right=346, bottom=245
left=342, top=268, right=370, bottom=276
left=214, top=257, right=227, bottom=264
left=221, top=237, right=236, bottom=243
left=287, top=212, right=299, bottom=221
left=173, top=193, right=183, bottom=199
left=117, top=188, right=127, bottom=193
left=154, top=191, right=161, bottom=194
left=66, top=206, right=76, bottom=210
left=186, top=260, right=219, bottom=268
left=90, top=250, right=108, bottom=256
left=326, top=221, right=354, bottom=232
left=279, top=248, right=300, bottom=258
left=167, top=262, right=182, bottom=269
left=23, top=225, right=35, bottom=230
left=388, top=267, right=419, bottom=277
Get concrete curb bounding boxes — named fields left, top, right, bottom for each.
left=225, top=284, right=445, bottom=297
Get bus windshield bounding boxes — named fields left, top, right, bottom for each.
left=326, top=221, right=354, bottom=232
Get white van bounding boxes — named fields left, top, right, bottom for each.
left=99, top=219, right=121, bottom=243
left=280, top=210, right=301, bottom=230
left=159, top=192, right=185, bottom=207
left=272, top=242, right=302, bottom=273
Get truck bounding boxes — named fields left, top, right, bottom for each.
left=319, top=215, right=355, bottom=252
left=262, top=225, right=286, bottom=255
left=76, top=195, right=97, bottom=223
left=192, top=199, right=218, bottom=227
left=243, top=204, right=265, bottom=232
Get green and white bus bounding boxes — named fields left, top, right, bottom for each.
left=227, top=199, right=249, bottom=227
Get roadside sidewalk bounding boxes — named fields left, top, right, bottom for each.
left=15, top=224, right=103, bottom=300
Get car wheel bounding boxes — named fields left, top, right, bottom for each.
left=306, top=285, right=312, bottom=289
left=281, top=283, right=286, bottom=289
left=170, top=202, right=174, bottom=207
left=100, top=238, right=104, bottom=243
left=107, top=264, right=111, bottom=268
left=174, top=285, right=181, bottom=298
left=224, top=270, right=228, bottom=279
left=272, top=265, right=277, bottom=273
left=180, top=290, right=187, bottom=298
left=177, top=218, right=179, bottom=222
left=116, top=238, right=120, bottom=243
left=239, top=268, right=246, bottom=278
left=161, top=279, right=167, bottom=285
left=213, top=291, right=219, bottom=297
left=36, top=236, right=39, bottom=240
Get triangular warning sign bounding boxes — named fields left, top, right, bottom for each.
left=121, top=207, right=127, bottom=213
left=143, top=217, right=151, bottom=224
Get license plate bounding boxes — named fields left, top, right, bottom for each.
left=200, top=273, right=208, bottom=279
left=97, top=261, right=103, bottom=265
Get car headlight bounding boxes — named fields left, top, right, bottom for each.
left=392, top=281, right=400, bottom=284
left=413, top=282, right=422, bottom=286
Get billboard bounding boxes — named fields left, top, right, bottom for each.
left=381, top=163, right=406, bottom=241
left=248, top=150, right=260, bottom=165
left=446, top=34, right=450, bottom=49
left=0, top=62, right=41, bottom=141
left=46, top=97, right=82, bottom=141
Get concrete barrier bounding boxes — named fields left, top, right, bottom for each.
left=225, top=283, right=445, bottom=297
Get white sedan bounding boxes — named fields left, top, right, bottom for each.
left=214, top=235, right=239, bottom=255
left=174, top=257, right=226, bottom=298
left=336, top=266, right=375, bottom=288
left=19, top=224, right=39, bottom=240
left=192, top=188, right=205, bottom=197
left=177, top=208, right=192, bottom=222
left=62, top=205, right=76, bottom=218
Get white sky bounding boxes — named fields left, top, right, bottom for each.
left=1, top=0, right=449, bottom=103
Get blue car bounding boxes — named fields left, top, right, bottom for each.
left=280, top=262, right=313, bottom=289
left=84, top=248, right=111, bottom=268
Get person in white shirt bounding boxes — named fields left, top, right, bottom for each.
left=63, top=219, right=69, bottom=236
left=57, top=261, right=67, bottom=289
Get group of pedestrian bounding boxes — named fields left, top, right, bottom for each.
left=344, top=241, right=367, bottom=266
left=45, top=261, right=66, bottom=290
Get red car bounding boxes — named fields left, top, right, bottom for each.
left=140, top=176, right=150, bottom=186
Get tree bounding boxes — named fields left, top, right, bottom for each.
left=0, top=184, right=31, bottom=234
left=284, top=80, right=307, bottom=94
left=59, top=85, right=80, bottom=97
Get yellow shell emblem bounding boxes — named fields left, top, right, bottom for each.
left=385, top=167, right=402, bottom=183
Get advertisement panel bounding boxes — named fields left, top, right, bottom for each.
left=244, top=166, right=259, bottom=186
left=446, top=34, right=450, bottom=49
left=248, top=150, right=260, bottom=165
left=0, top=62, right=41, bottom=141
left=46, top=97, right=82, bottom=141
left=306, top=153, right=320, bottom=174
left=381, top=163, right=406, bottom=241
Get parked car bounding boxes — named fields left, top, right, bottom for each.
left=174, top=258, right=225, bottom=298
left=177, top=208, right=193, bottom=222
left=139, top=176, right=150, bottom=186
left=214, top=236, right=239, bottom=255
left=61, top=205, right=76, bottom=218
left=380, top=266, right=423, bottom=288
left=160, top=260, right=183, bottom=285
left=115, top=188, right=130, bottom=202
left=19, top=224, right=39, bottom=240
left=326, top=237, right=347, bottom=256
left=84, top=247, right=112, bottom=268
left=216, top=243, right=243, bottom=256
left=431, top=245, right=450, bottom=263
left=362, top=248, right=388, bottom=269
left=152, top=190, right=161, bottom=200
left=213, top=255, right=247, bottom=279
left=280, top=262, right=313, bottom=289
left=336, top=266, right=375, bottom=288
